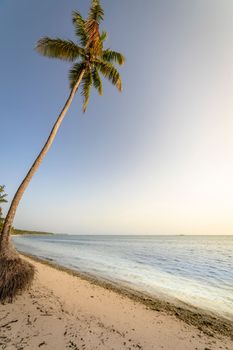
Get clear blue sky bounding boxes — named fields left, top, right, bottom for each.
left=1, top=0, right=233, bottom=235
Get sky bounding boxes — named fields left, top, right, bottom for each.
left=1, top=0, right=233, bottom=235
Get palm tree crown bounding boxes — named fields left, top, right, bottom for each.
left=36, top=0, right=125, bottom=112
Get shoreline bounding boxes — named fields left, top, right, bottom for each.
left=20, top=252, right=233, bottom=340
left=1, top=253, right=232, bottom=349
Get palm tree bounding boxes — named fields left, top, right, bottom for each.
left=0, top=185, right=7, bottom=205
left=0, top=185, right=7, bottom=225
left=0, top=0, right=125, bottom=301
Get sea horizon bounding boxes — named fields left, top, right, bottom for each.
left=13, top=231, right=233, bottom=236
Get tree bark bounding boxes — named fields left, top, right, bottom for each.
left=0, top=70, right=85, bottom=253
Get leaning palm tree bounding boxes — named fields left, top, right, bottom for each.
left=0, top=0, right=124, bottom=302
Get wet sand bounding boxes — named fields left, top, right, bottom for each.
left=0, top=254, right=232, bottom=350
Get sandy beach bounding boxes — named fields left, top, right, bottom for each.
left=0, top=255, right=232, bottom=350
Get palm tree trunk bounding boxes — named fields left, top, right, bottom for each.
left=0, top=70, right=85, bottom=255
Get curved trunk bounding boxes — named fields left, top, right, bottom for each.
left=0, top=70, right=85, bottom=253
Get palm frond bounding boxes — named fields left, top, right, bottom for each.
left=36, top=37, right=84, bottom=61
left=102, top=49, right=125, bottom=65
left=88, top=0, right=104, bottom=24
left=81, top=70, right=93, bottom=112
left=85, top=0, right=104, bottom=54
left=69, top=63, right=86, bottom=89
left=0, top=196, right=7, bottom=203
left=0, top=185, right=7, bottom=204
left=92, top=68, right=102, bottom=95
left=85, top=20, right=102, bottom=55
left=72, top=11, right=87, bottom=47
left=94, top=60, right=122, bottom=91
left=100, top=30, right=108, bottom=42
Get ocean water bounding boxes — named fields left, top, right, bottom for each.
left=13, top=234, right=233, bottom=321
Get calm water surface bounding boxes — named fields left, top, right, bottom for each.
left=13, top=235, right=233, bottom=320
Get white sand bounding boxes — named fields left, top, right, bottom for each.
left=0, top=256, right=232, bottom=350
